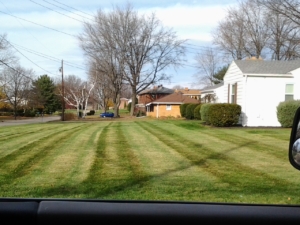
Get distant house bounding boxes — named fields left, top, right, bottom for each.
left=119, top=98, right=129, bottom=109
left=222, top=58, right=300, bottom=126
left=200, top=82, right=224, bottom=103
left=175, top=87, right=201, bottom=100
left=146, top=91, right=200, bottom=118
left=136, top=85, right=174, bottom=113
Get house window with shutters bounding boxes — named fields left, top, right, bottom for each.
left=285, top=84, right=294, bottom=101
left=230, top=83, right=237, bottom=103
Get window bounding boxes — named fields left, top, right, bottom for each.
left=285, top=84, right=294, bottom=101
left=231, top=83, right=237, bottom=103
left=166, top=104, right=171, bottom=110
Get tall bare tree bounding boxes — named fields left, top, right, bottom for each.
left=0, top=34, right=17, bottom=69
left=266, top=11, right=300, bottom=60
left=257, top=0, right=300, bottom=26
left=58, top=75, right=86, bottom=118
left=239, top=0, right=270, bottom=59
left=194, top=48, right=220, bottom=86
left=212, top=7, right=247, bottom=60
left=79, top=4, right=186, bottom=116
left=0, top=65, right=34, bottom=119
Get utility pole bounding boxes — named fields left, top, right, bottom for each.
left=59, top=60, right=65, bottom=121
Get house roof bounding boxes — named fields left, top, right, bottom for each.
left=234, top=59, right=300, bottom=74
left=138, top=85, right=174, bottom=95
left=201, top=82, right=224, bottom=93
left=146, top=92, right=199, bottom=105
left=175, top=88, right=201, bottom=95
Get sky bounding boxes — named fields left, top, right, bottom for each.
left=0, top=0, right=238, bottom=89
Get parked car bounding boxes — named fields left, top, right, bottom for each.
left=100, top=112, right=114, bottom=118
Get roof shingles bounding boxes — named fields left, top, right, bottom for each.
left=234, top=59, right=300, bottom=74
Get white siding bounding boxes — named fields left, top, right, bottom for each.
left=223, top=62, right=244, bottom=105
left=291, top=68, right=300, bottom=100
left=245, top=76, right=295, bottom=126
left=214, top=85, right=225, bottom=103
left=223, top=62, right=245, bottom=125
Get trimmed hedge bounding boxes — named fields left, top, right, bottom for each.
left=194, top=104, right=202, bottom=120
left=180, top=103, right=190, bottom=117
left=185, top=104, right=199, bottom=120
left=277, top=100, right=300, bottom=128
left=200, top=103, right=212, bottom=123
left=207, top=103, right=241, bottom=127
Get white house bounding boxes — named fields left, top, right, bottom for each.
left=200, top=82, right=224, bottom=103
left=221, top=58, right=300, bottom=127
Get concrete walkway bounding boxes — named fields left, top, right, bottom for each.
left=0, top=116, right=61, bottom=127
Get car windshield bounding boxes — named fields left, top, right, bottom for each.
left=0, top=0, right=300, bottom=205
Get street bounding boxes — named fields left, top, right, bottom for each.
left=0, top=116, right=61, bottom=127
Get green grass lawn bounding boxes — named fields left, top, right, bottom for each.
left=0, top=119, right=298, bottom=204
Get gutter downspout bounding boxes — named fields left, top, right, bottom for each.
left=243, top=74, right=248, bottom=126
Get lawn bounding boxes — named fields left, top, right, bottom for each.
left=0, top=119, right=298, bottom=204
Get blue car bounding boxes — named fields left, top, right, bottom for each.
left=100, top=112, right=114, bottom=118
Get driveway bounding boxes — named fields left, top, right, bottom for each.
left=0, top=116, right=61, bottom=127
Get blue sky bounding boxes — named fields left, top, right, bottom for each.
left=0, top=0, right=238, bottom=88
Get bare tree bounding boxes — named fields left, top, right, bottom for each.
left=239, top=0, right=270, bottom=59
left=266, top=11, right=300, bottom=60
left=58, top=75, right=86, bottom=118
left=79, top=4, right=186, bottom=116
left=0, top=34, right=17, bottom=68
left=257, top=0, right=300, bottom=26
left=194, top=48, right=220, bottom=86
left=212, top=7, right=247, bottom=60
left=0, top=65, right=34, bottom=119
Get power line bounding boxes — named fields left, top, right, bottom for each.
left=52, top=0, right=95, bottom=18
left=8, top=41, right=58, bottom=76
left=29, top=0, right=84, bottom=23
left=0, top=10, right=77, bottom=38
left=10, top=42, right=86, bottom=70
left=42, top=0, right=93, bottom=21
left=0, top=0, right=56, bottom=55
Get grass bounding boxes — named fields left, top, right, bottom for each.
left=0, top=119, right=299, bottom=204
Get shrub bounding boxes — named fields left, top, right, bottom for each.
left=63, top=113, right=76, bottom=121
left=180, top=103, right=190, bottom=117
left=185, top=104, right=198, bottom=120
left=127, top=102, right=132, bottom=112
left=277, top=100, right=300, bottom=128
left=200, top=103, right=212, bottom=123
left=90, top=110, right=95, bottom=115
left=207, top=103, right=241, bottom=127
left=24, top=110, right=36, bottom=117
left=194, top=104, right=202, bottom=120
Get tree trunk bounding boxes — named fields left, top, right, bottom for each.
left=130, top=88, right=137, bottom=116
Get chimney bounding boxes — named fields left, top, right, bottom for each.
left=184, top=87, right=189, bottom=91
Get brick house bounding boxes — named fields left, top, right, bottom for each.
left=146, top=91, right=200, bottom=118
left=136, top=85, right=174, bottom=113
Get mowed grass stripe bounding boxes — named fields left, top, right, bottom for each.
left=14, top=123, right=104, bottom=191
left=199, top=127, right=288, bottom=159
left=115, top=122, right=221, bottom=201
left=0, top=123, right=87, bottom=181
left=151, top=120, right=293, bottom=177
left=79, top=122, right=149, bottom=198
left=0, top=123, right=63, bottom=141
left=0, top=124, right=77, bottom=158
left=120, top=122, right=192, bottom=176
left=136, top=121, right=294, bottom=194
left=163, top=122, right=299, bottom=184
left=0, top=125, right=85, bottom=176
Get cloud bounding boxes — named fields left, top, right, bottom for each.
left=140, top=3, right=231, bottom=42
